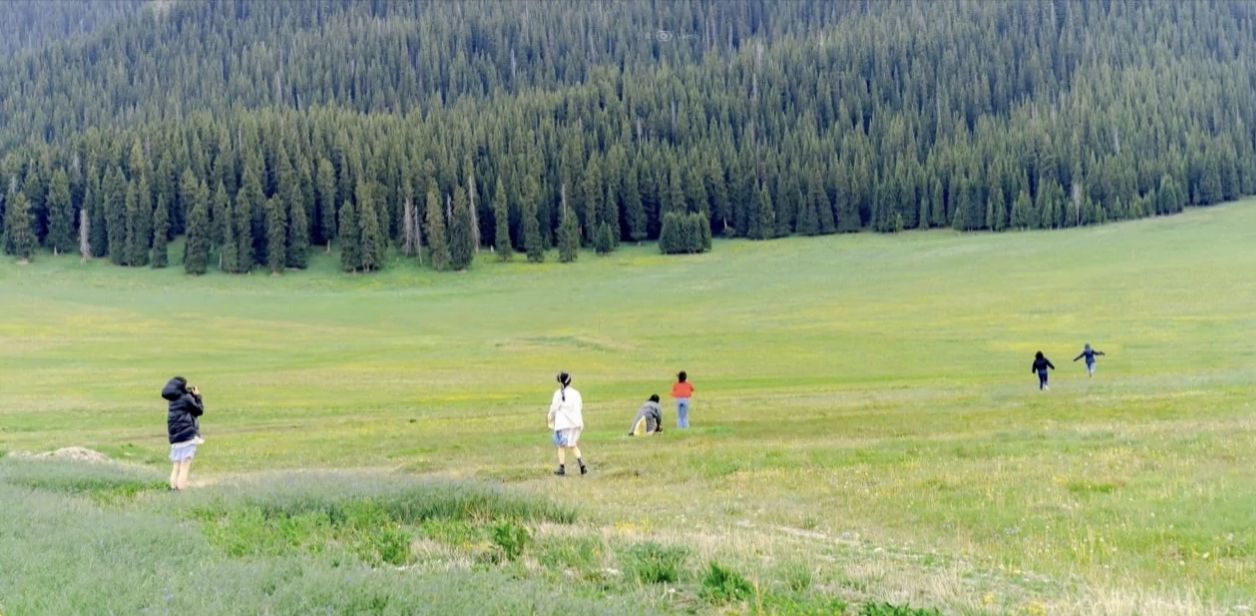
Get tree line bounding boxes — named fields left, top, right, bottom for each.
left=2, top=1, right=1255, bottom=271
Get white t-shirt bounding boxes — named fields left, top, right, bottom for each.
left=548, top=387, right=584, bottom=431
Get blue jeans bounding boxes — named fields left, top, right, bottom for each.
left=676, top=398, right=691, bottom=428
left=1038, top=371, right=1049, bottom=389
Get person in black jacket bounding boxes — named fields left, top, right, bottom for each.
left=1031, top=351, right=1055, bottom=391
left=163, top=376, right=204, bottom=491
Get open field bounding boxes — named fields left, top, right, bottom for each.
left=2, top=202, right=1255, bottom=614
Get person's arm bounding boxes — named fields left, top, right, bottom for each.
left=186, top=393, right=204, bottom=416
left=1047, top=360, right=1055, bottom=370
left=1096, top=350, right=1105, bottom=356
left=548, top=392, right=560, bottom=427
left=1074, top=353, right=1083, bottom=362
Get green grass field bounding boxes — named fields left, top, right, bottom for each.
left=2, top=202, right=1255, bottom=615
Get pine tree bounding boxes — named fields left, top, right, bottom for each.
left=424, top=184, right=450, bottom=271
left=338, top=199, right=360, bottom=272
left=46, top=169, right=73, bottom=255
left=493, top=177, right=512, bottom=261
left=316, top=158, right=337, bottom=250
left=3, top=192, right=35, bottom=261
left=212, top=182, right=232, bottom=270
left=357, top=182, right=384, bottom=272
left=184, top=189, right=210, bottom=275
left=87, top=178, right=107, bottom=258
left=132, top=175, right=153, bottom=265
left=697, top=211, right=713, bottom=252
left=811, top=172, right=835, bottom=234
left=521, top=177, right=544, bottom=263
left=449, top=186, right=475, bottom=270
left=751, top=185, right=774, bottom=240
left=581, top=156, right=602, bottom=244
left=796, top=182, right=819, bottom=236
left=104, top=167, right=127, bottom=264
left=987, top=186, right=1007, bottom=231
left=624, top=164, right=646, bottom=242
left=594, top=222, right=613, bottom=254
left=265, top=196, right=286, bottom=274
left=1011, top=189, right=1033, bottom=229
left=236, top=163, right=263, bottom=272
left=558, top=187, right=580, bottom=263
left=658, top=211, right=681, bottom=254
left=151, top=189, right=170, bottom=268
left=286, top=185, right=309, bottom=268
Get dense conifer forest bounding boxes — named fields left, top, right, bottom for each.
left=1, top=1, right=1254, bottom=272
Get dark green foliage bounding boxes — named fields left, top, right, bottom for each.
left=150, top=190, right=170, bottom=269
left=265, top=196, right=286, bottom=274
left=624, top=165, right=646, bottom=243
left=521, top=177, right=544, bottom=263
left=490, top=521, right=530, bottom=562
left=557, top=194, right=580, bottom=263
left=594, top=222, right=614, bottom=255
left=357, top=183, right=384, bottom=272
left=124, top=177, right=150, bottom=267
left=492, top=177, right=511, bottom=261
left=3, top=192, right=35, bottom=260
left=286, top=186, right=309, bottom=269
left=658, top=212, right=711, bottom=254
left=338, top=199, right=360, bottom=273
left=449, top=187, right=474, bottom=270
left=1011, top=189, right=1033, bottom=229
left=619, top=542, right=688, bottom=585
left=184, top=190, right=210, bottom=275
left=751, top=186, right=774, bottom=240
left=315, top=158, right=337, bottom=248
left=45, top=169, right=73, bottom=255
left=103, top=167, right=126, bottom=264
left=424, top=186, right=451, bottom=272
left=0, top=0, right=1252, bottom=278
left=700, top=561, right=754, bottom=605
left=859, top=602, right=943, bottom=616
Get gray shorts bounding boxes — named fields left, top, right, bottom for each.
left=170, top=441, right=198, bottom=462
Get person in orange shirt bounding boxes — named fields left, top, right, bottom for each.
left=671, top=370, right=694, bottom=428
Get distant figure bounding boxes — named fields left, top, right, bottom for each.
left=628, top=394, right=664, bottom=436
left=671, top=371, right=694, bottom=428
left=1073, top=343, right=1106, bottom=378
left=163, top=376, right=204, bottom=491
left=1031, top=352, right=1055, bottom=390
left=547, top=372, right=587, bottom=476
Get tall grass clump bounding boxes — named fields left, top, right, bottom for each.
left=619, top=541, right=689, bottom=585
left=181, top=473, right=573, bottom=565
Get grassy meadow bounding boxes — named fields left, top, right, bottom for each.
left=2, top=202, right=1255, bottom=614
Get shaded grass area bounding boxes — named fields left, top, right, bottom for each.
left=0, top=459, right=862, bottom=615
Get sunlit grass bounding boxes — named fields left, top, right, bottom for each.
left=2, top=202, right=1255, bottom=613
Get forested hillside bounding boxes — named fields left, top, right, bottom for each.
left=2, top=1, right=1254, bottom=272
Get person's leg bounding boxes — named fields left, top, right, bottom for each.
left=169, top=463, right=179, bottom=489
left=176, top=460, right=193, bottom=490
left=1038, top=372, right=1047, bottom=390
left=570, top=446, right=587, bottom=474
left=677, top=399, right=690, bottom=428
left=1088, top=362, right=1096, bottom=378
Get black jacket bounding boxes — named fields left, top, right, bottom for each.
left=164, top=379, right=204, bottom=444
left=1031, top=357, right=1055, bottom=373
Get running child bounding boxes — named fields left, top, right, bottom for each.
left=1031, top=352, right=1055, bottom=390
left=1073, top=343, right=1106, bottom=378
